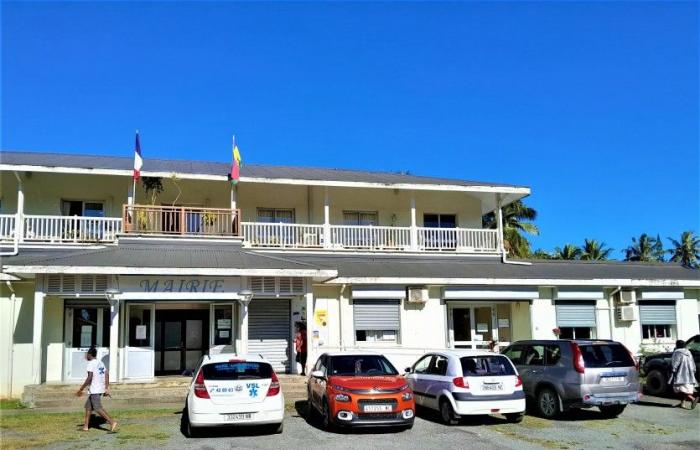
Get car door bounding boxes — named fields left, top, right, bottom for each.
left=424, top=354, right=449, bottom=410
left=519, top=345, right=545, bottom=397
left=310, top=354, right=327, bottom=409
left=407, top=354, right=434, bottom=407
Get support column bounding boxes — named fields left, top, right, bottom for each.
left=32, top=288, right=45, bottom=385
left=496, top=193, right=505, bottom=252
left=109, top=298, right=120, bottom=382
left=305, top=289, right=315, bottom=374
left=410, top=193, right=418, bottom=251
left=323, top=187, right=331, bottom=249
left=16, top=174, right=25, bottom=242
left=239, top=302, right=249, bottom=356
left=230, top=184, right=237, bottom=210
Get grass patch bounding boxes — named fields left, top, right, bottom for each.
left=491, top=425, right=578, bottom=449
left=0, top=408, right=176, bottom=449
left=0, top=399, right=25, bottom=410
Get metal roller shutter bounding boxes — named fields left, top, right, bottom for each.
left=639, top=302, right=676, bottom=325
left=555, top=302, right=596, bottom=327
left=353, top=299, right=400, bottom=331
left=248, top=299, right=291, bottom=373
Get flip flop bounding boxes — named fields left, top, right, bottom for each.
left=110, top=422, right=119, bottom=432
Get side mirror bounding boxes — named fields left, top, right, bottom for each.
left=311, top=370, right=325, bottom=379
left=404, top=367, right=412, bottom=374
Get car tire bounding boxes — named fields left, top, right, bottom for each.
left=536, top=387, right=561, bottom=419
left=645, top=369, right=667, bottom=396
left=322, top=398, right=335, bottom=431
left=505, top=412, right=524, bottom=423
left=599, top=404, right=626, bottom=418
left=439, top=398, right=458, bottom=425
left=272, top=422, right=284, bottom=434
left=183, top=411, right=198, bottom=438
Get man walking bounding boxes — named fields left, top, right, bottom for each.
left=76, top=347, right=118, bottom=432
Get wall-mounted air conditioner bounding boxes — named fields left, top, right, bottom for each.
left=617, top=305, right=638, bottom=322
left=618, top=290, right=635, bottom=304
left=407, top=287, right=428, bottom=303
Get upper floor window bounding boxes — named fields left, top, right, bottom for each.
left=61, top=200, right=105, bottom=217
left=423, top=213, right=456, bottom=228
left=257, top=208, right=294, bottom=224
left=343, top=211, right=378, bottom=226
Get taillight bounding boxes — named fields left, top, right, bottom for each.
left=571, top=343, right=585, bottom=374
left=623, top=345, right=640, bottom=371
left=267, top=371, right=281, bottom=396
left=515, top=376, right=523, bottom=388
left=193, top=370, right=210, bottom=399
left=453, top=377, right=469, bottom=388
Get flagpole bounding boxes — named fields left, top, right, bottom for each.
left=133, top=129, right=139, bottom=205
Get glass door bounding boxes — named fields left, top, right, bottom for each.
left=211, top=303, right=236, bottom=348
left=155, top=309, right=209, bottom=375
left=125, top=303, right=155, bottom=379
left=448, top=304, right=499, bottom=349
left=64, top=306, right=110, bottom=381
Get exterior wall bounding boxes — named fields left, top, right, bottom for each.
left=530, top=288, right=557, bottom=339
left=679, top=289, right=700, bottom=339
left=0, top=281, right=35, bottom=398
left=43, top=296, right=64, bottom=383
left=510, top=301, right=532, bottom=342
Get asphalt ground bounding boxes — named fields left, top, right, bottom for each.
left=4, top=395, right=699, bottom=449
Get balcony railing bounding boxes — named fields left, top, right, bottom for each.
left=418, top=227, right=498, bottom=252
left=330, top=225, right=411, bottom=250
left=241, top=222, right=324, bottom=248
left=122, top=205, right=241, bottom=237
left=0, top=214, right=16, bottom=241
left=23, top=215, right=123, bottom=243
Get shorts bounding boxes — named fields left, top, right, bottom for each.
left=85, top=394, right=103, bottom=411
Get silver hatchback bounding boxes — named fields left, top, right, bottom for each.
left=501, top=340, right=640, bottom=419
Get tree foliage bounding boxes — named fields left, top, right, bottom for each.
left=624, top=233, right=665, bottom=262
left=667, top=231, right=700, bottom=268
left=483, top=200, right=539, bottom=258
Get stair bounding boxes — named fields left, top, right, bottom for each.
left=22, top=375, right=309, bottom=410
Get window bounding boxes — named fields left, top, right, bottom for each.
left=544, top=345, right=562, bottom=365
left=343, top=211, right=378, bottom=226
left=61, top=200, right=105, bottom=217
left=559, top=327, right=593, bottom=339
left=257, top=208, right=295, bottom=223
left=202, top=362, right=272, bottom=380
left=353, top=299, right=400, bottom=343
left=213, top=305, right=234, bottom=346
left=523, top=345, right=545, bottom=366
left=329, top=354, right=398, bottom=376
left=555, top=302, right=596, bottom=340
left=502, top=345, right=525, bottom=365
left=423, top=213, right=456, bottom=228
left=639, top=301, right=676, bottom=340
left=578, top=343, right=635, bottom=368
left=428, top=355, right=449, bottom=376
left=460, top=355, right=516, bottom=377
left=413, top=355, right=433, bottom=374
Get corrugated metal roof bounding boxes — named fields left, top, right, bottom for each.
left=0, top=150, right=526, bottom=189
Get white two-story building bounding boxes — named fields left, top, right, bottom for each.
left=1, top=150, right=698, bottom=398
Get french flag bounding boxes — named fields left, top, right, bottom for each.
left=133, top=131, right=143, bottom=181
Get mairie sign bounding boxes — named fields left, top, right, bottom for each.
left=119, top=276, right=241, bottom=293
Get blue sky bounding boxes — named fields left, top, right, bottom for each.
left=2, top=2, right=698, bottom=256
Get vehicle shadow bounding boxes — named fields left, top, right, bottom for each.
left=414, top=405, right=506, bottom=426
left=294, top=400, right=412, bottom=434
left=179, top=407, right=280, bottom=438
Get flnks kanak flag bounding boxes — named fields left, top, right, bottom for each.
left=133, top=131, right=143, bottom=181
left=228, top=135, right=242, bottom=185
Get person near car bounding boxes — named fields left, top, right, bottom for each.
left=76, top=347, right=118, bottom=432
left=294, top=321, right=308, bottom=376
left=670, top=340, right=698, bottom=409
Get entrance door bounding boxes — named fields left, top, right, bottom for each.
left=155, top=310, right=209, bottom=375
left=248, top=299, right=291, bottom=373
left=125, top=303, right=156, bottom=379
left=448, top=304, right=497, bottom=350
left=64, top=305, right=110, bottom=381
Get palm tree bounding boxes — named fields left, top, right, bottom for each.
left=667, top=231, right=700, bottom=268
left=624, top=233, right=665, bottom=262
left=553, top=244, right=582, bottom=260
left=483, top=200, right=539, bottom=258
left=580, top=239, right=613, bottom=261
left=531, top=249, right=553, bottom=260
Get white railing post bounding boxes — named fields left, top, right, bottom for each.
left=496, top=193, right=505, bottom=253
left=410, top=193, right=418, bottom=251
left=16, top=178, right=25, bottom=243
left=323, top=187, right=331, bottom=249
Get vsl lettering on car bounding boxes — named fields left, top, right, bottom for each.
left=247, top=383, right=260, bottom=397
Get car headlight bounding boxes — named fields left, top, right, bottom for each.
left=402, top=392, right=413, bottom=401
left=335, top=393, right=351, bottom=402
left=332, top=385, right=350, bottom=392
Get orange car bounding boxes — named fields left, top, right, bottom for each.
left=307, top=352, right=415, bottom=430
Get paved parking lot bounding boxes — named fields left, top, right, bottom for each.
left=20, top=396, right=693, bottom=450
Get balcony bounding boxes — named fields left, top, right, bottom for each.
left=1, top=209, right=499, bottom=253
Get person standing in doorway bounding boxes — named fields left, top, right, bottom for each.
left=294, top=322, right=308, bottom=376
left=670, top=340, right=698, bottom=409
left=76, top=347, right=118, bottom=431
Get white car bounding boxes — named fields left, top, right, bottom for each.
left=185, top=352, right=284, bottom=437
left=405, top=350, right=525, bottom=424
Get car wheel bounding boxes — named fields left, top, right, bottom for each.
left=322, top=398, right=335, bottom=431
left=271, top=422, right=284, bottom=434
left=536, top=387, right=560, bottom=419
left=439, top=398, right=458, bottom=425
left=505, top=412, right=524, bottom=423
left=599, top=404, right=626, bottom=418
left=183, top=411, right=197, bottom=438
left=645, top=369, right=667, bottom=396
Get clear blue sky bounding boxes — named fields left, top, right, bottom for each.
left=2, top=2, right=698, bottom=256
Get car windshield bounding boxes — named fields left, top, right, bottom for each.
left=460, top=356, right=516, bottom=377
left=329, top=355, right=398, bottom=376
left=202, top=362, right=272, bottom=380
left=579, top=344, right=635, bottom=368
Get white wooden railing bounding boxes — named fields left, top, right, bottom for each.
left=241, top=222, right=324, bottom=248
left=23, top=215, right=123, bottom=243
left=418, top=227, right=498, bottom=252
left=0, top=214, right=16, bottom=241
left=329, top=225, right=411, bottom=250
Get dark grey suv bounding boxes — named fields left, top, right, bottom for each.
left=502, top=340, right=640, bottom=419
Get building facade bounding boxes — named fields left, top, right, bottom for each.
left=1, top=151, right=698, bottom=398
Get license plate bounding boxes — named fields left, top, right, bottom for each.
left=363, top=404, right=392, bottom=413
left=224, top=413, right=252, bottom=421
left=601, top=376, right=625, bottom=383
left=482, top=383, right=503, bottom=391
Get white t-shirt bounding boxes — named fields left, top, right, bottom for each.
left=86, top=358, right=107, bottom=394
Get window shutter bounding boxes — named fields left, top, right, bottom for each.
left=62, top=275, right=76, bottom=293
left=639, top=302, right=676, bottom=325
left=353, top=299, right=400, bottom=331
left=555, top=302, right=596, bottom=327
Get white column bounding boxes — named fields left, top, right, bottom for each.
left=305, top=290, right=315, bottom=374
left=109, top=299, right=120, bottom=382
left=496, top=193, right=505, bottom=252
left=32, top=288, right=45, bottom=385
left=239, top=302, right=249, bottom=356
left=230, top=184, right=237, bottom=210
left=16, top=177, right=24, bottom=242
left=323, top=187, right=331, bottom=249
left=409, top=193, right=418, bottom=250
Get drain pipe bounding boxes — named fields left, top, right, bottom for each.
left=6, top=280, right=16, bottom=397
left=496, top=195, right=531, bottom=266
left=0, top=173, right=23, bottom=256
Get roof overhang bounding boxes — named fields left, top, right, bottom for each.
left=324, top=277, right=700, bottom=288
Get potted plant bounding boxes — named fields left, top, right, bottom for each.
left=202, top=211, right=218, bottom=234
